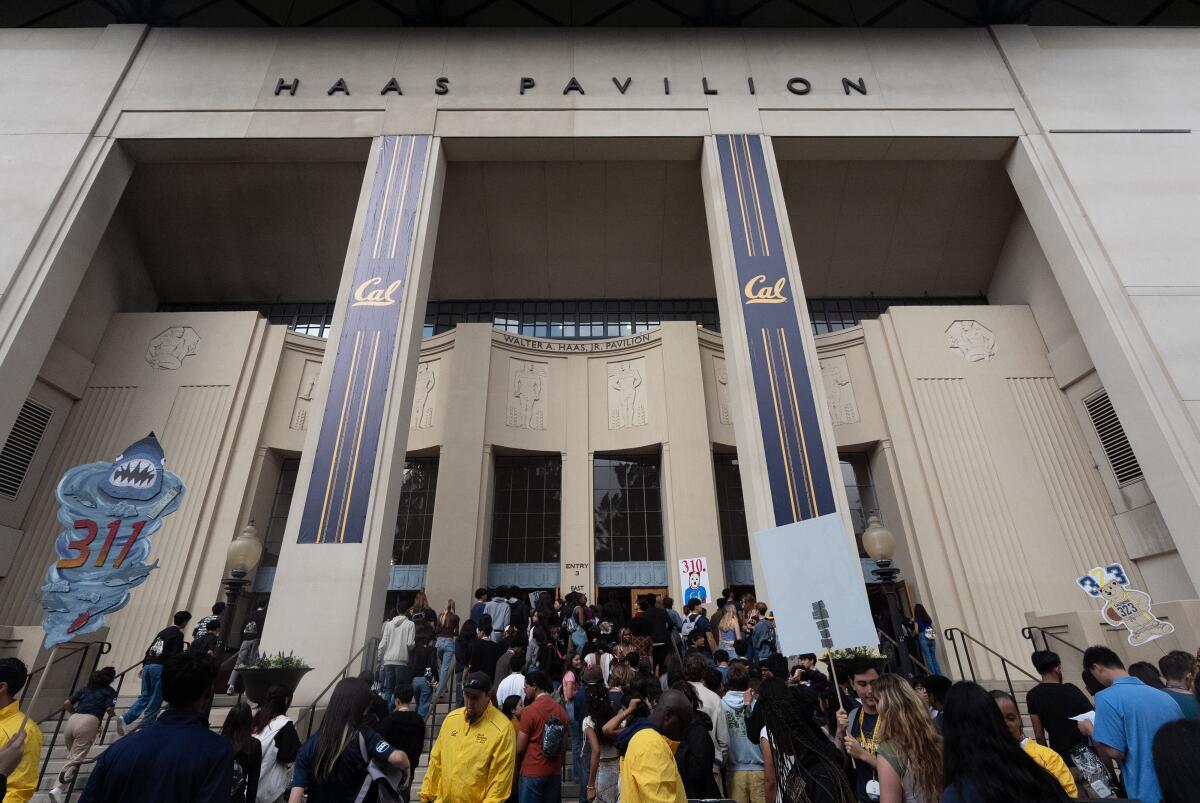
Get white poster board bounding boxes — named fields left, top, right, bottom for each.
left=678, top=556, right=711, bottom=606
left=752, top=513, right=878, bottom=655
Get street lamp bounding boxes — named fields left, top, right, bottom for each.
left=862, top=515, right=914, bottom=677
left=220, top=520, right=263, bottom=645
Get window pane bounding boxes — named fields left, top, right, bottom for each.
left=393, top=457, right=439, bottom=566
left=593, top=454, right=665, bottom=568
left=490, top=455, right=563, bottom=566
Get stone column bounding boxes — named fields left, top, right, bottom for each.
left=261, top=136, right=445, bottom=701
left=660, top=322, right=726, bottom=600
left=423, top=323, right=494, bottom=607
left=560, top=355, right=594, bottom=597
left=700, top=135, right=853, bottom=595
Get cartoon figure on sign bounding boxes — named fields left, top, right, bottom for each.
left=684, top=572, right=707, bottom=606
left=1076, top=563, right=1174, bottom=647
left=39, top=434, right=186, bottom=647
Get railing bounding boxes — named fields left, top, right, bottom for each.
left=297, top=637, right=380, bottom=739
left=422, top=659, right=456, bottom=759
left=876, top=628, right=931, bottom=678
left=943, top=627, right=1038, bottom=714
left=23, top=640, right=111, bottom=790
left=1021, top=625, right=1086, bottom=656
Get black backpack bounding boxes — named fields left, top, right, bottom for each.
left=541, top=714, right=566, bottom=759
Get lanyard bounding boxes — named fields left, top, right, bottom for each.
left=857, top=708, right=879, bottom=754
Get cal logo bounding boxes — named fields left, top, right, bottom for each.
left=743, top=275, right=788, bottom=305
left=352, top=277, right=403, bottom=307
left=475, top=733, right=487, bottom=743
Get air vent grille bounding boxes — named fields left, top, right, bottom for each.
left=1083, top=390, right=1143, bottom=487
left=0, top=398, right=53, bottom=500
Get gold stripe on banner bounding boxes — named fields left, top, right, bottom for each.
left=371, top=138, right=404, bottom=259
left=740, top=136, right=770, bottom=257
left=761, top=328, right=800, bottom=522
left=727, top=136, right=755, bottom=257
left=778, top=329, right=818, bottom=516
left=388, top=136, right=419, bottom=260
left=318, top=330, right=364, bottom=542
left=339, top=330, right=382, bottom=543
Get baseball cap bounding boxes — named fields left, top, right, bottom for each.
left=462, top=671, right=492, bottom=695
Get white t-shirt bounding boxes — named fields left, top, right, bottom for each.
left=497, top=671, right=525, bottom=705
left=583, top=715, right=620, bottom=760
left=760, top=726, right=794, bottom=803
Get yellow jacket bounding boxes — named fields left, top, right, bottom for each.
left=420, top=703, right=515, bottom=803
left=0, top=701, right=42, bottom=803
left=1021, top=738, right=1078, bottom=798
left=619, top=728, right=687, bottom=803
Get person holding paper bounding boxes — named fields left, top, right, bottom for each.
left=1080, top=645, right=1181, bottom=803
left=1025, top=650, right=1093, bottom=764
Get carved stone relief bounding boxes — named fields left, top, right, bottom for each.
left=145, top=326, right=200, bottom=370
left=607, top=358, right=648, bottom=430
left=410, top=362, right=437, bottom=430
left=819, top=355, right=860, bottom=426
left=506, top=360, right=547, bottom=431
left=946, top=320, right=996, bottom=363
left=713, top=356, right=732, bottom=425
left=290, top=359, right=322, bottom=431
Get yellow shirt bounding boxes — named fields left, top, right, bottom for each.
left=420, top=703, right=515, bottom=803
left=619, top=728, right=687, bottom=803
left=0, top=701, right=42, bottom=803
left=1021, top=738, right=1078, bottom=798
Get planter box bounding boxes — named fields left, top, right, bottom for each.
left=236, top=666, right=311, bottom=705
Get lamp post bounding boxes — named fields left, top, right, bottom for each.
left=220, top=520, right=264, bottom=648
left=862, top=515, right=914, bottom=678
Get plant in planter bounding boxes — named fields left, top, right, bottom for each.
left=235, top=651, right=312, bottom=704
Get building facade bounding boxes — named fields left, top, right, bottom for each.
left=2, top=18, right=1200, bottom=694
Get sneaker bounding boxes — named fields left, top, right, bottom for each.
left=124, top=717, right=143, bottom=735
left=48, top=787, right=64, bottom=803
left=115, top=717, right=126, bottom=736
left=225, top=688, right=236, bottom=696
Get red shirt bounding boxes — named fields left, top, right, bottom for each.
left=519, top=693, right=569, bottom=777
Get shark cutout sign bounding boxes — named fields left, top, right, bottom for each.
left=39, top=434, right=186, bottom=648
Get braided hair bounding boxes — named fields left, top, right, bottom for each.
left=757, top=678, right=854, bottom=803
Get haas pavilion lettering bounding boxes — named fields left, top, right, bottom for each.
left=274, top=75, right=869, bottom=97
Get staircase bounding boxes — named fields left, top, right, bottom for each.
left=31, top=691, right=243, bottom=801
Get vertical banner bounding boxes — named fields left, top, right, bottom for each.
left=714, top=134, right=836, bottom=525
left=298, top=135, right=431, bottom=544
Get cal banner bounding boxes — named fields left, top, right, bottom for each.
left=678, top=557, right=711, bottom=606
left=39, top=434, right=186, bottom=647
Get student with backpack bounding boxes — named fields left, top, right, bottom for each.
left=515, top=670, right=569, bottom=803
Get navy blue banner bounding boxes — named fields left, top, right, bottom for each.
left=715, top=134, right=836, bottom=525
left=298, top=135, right=430, bottom=544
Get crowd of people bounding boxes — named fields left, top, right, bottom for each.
left=0, top=586, right=1195, bottom=803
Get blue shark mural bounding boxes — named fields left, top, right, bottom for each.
left=40, top=433, right=186, bottom=648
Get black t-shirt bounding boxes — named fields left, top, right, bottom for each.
left=848, top=707, right=879, bottom=802
left=468, top=637, right=506, bottom=683
left=242, top=611, right=265, bottom=641
left=143, top=626, right=184, bottom=665
left=188, top=632, right=221, bottom=657
left=232, top=738, right=262, bottom=803
left=410, top=644, right=439, bottom=681
left=1025, top=681, right=1092, bottom=762
left=379, top=709, right=425, bottom=769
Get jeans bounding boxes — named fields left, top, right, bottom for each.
left=123, top=663, right=164, bottom=726
left=381, top=664, right=413, bottom=710
left=566, top=701, right=586, bottom=786
left=227, top=637, right=259, bottom=693
left=919, top=637, right=942, bottom=675
left=412, top=675, right=433, bottom=718
left=570, top=629, right=586, bottom=655
left=519, top=775, right=562, bottom=803
left=435, top=637, right=455, bottom=699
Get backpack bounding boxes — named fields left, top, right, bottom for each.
left=680, top=613, right=699, bottom=639
left=541, top=714, right=566, bottom=759
left=355, top=733, right=407, bottom=803
left=231, top=759, right=248, bottom=802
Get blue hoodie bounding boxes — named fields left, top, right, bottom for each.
left=721, top=690, right=764, bottom=772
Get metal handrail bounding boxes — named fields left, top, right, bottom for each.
left=297, top=636, right=380, bottom=739
left=423, top=659, right=456, bottom=759
left=25, top=640, right=112, bottom=789
left=876, top=628, right=931, bottom=677
left=943, top=627, right=1038, bottom=716
left=96, top=656, right=146, bottom=746
left=1021, top=625, right=1086, bottom=656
